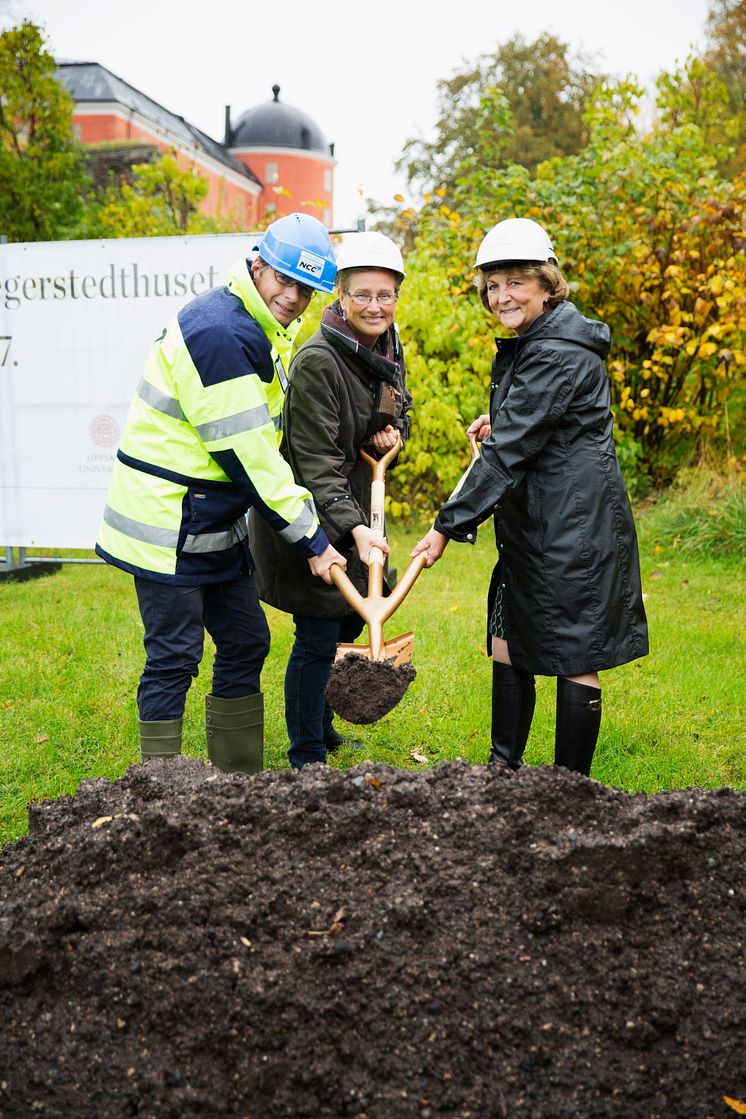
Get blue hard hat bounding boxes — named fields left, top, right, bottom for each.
left=255, top=213, right=337, bottom=293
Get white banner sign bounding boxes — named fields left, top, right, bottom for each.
left=0, top=232, right=261, bottom=549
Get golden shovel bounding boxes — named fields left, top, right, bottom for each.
left=324, top=432, right=480, bottom=724
left=329, top=434, right=426, bottom=667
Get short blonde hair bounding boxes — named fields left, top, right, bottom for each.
left=474, top=262, right=569, bottom=312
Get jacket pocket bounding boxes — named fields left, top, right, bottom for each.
left=525, top=470, right=541, bottom=521
left=179, top=485, right=248, bottom=553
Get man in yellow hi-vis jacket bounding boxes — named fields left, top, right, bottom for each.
left=96, top=214, right=349, bottom=774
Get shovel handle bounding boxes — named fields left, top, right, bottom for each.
left=328, top=432, right=411, bottom=661
left=448, top=432, right=481, bottom=499
left=360, top=433, right=402, bottom=592
left=361, top=442, right=399, bottom=534
left=359, top=433, right=403, bottom=481
left=380, top=551, right=428, bottom=621
left=328, top=434, right=402, bottom=618
left=329, top=563, right=368, bottom=617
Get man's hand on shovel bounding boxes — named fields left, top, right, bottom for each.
left=309, top=543, right=348, bottom=585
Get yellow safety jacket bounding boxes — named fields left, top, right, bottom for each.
left=96, top=258, right=329, bottom=584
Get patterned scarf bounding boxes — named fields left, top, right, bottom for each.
left=320, top=301, right=401, bottom=386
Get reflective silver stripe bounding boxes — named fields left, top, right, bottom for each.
left=182, top=518, right=248, bottom=554
left=103, top=505, right=179, bottom=548
left=105, top=506, right=248, bottom=554
left=279, top=499, right=317, bottom=544
left=195, top=404, right=271, bottom=443
left=137, top=378, right=186, bottom=422
left=272, top=413, right=282, bottom=432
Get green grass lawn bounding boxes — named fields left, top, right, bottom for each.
left=1, top=519, right=744, bottom=845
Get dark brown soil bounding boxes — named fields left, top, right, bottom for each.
left=326, top=654, right=417, bottom=723
left=0, top=759, right=744, bottom=1119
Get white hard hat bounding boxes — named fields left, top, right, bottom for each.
left=475, top=218, right=558, bottom=270
left=335, top=231, right=405, bottom=279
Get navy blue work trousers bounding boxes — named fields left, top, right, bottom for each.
left=134, top=574, right=270, bottom=721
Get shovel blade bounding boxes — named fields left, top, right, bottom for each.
left=335, top=631, right=414, bottom=667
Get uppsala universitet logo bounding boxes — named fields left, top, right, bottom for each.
left=89, top=414, right=120, bottom=448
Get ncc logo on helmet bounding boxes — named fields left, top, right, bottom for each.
left=296, top=250, right=326, bottom=280
left=255, top=212, right=337, bottom=293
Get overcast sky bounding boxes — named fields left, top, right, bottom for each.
left=4, top=0, right=713, bottom=228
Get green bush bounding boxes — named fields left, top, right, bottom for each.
left=638, top=462, right=746, bottom=557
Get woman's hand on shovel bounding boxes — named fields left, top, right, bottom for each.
left=369, top=424, right=400, bottom=454
left=410, top=527, right=449, bottom=568
left=467, top=414, right=491, bottom=443
left=309, top=544, right=347, bottom=585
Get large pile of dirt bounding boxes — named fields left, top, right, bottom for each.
left=0, top=759, right=743, bottom=1119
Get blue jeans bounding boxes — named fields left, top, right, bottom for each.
left=134, top=575, right=270, bottom=721
left=285, top=614, right=365, bottom=769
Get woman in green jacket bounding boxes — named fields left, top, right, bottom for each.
left=249, top=232, right=412, bottom=768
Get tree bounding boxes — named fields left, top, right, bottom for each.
left=383, top=60, right=745, bottom=511
left=396, top=33, right=602, bottom=197
left=81, top=152, right=233, bottom=238
left=704, top=0, right=746, bottom=171
left=0, top=20, right=90, bottom=241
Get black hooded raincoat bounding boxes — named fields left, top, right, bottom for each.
left=435, top=301, right=648, bottom=677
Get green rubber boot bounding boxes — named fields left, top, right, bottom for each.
left=139, top=718, right=183, bottom=761
left=205, top=693, right=263, bottom=776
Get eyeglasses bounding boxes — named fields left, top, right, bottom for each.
left=344, top=290, right=398, bottom=307
left=272, top=269, right=315, bottom=299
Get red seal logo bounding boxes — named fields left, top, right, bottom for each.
left=89, top=414, right=120, bottom=447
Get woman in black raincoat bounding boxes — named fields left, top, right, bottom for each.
left=412, top=218, right=648, bottom=776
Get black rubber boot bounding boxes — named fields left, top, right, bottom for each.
left=205, top=693, right=263, bottom=776
left=554, top=678, right=602, bottom=776
left=489, top=662, right=536, bottom=769
left=139, top=718, right=183, bottom=761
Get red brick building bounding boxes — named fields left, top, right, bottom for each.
left=57, top=64, right=335, bottom=229
left=226, top=84, right=335, bottom=227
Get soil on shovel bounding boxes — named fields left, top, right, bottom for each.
left=0, top=759, right=744, bottom=1119
left=326, top=653, right=417, bottom=723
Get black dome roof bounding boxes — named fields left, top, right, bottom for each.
left=231, top=85, right=331, bottom=154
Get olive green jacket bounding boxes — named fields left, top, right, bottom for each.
left=249, top=322, right=412, bottom=618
